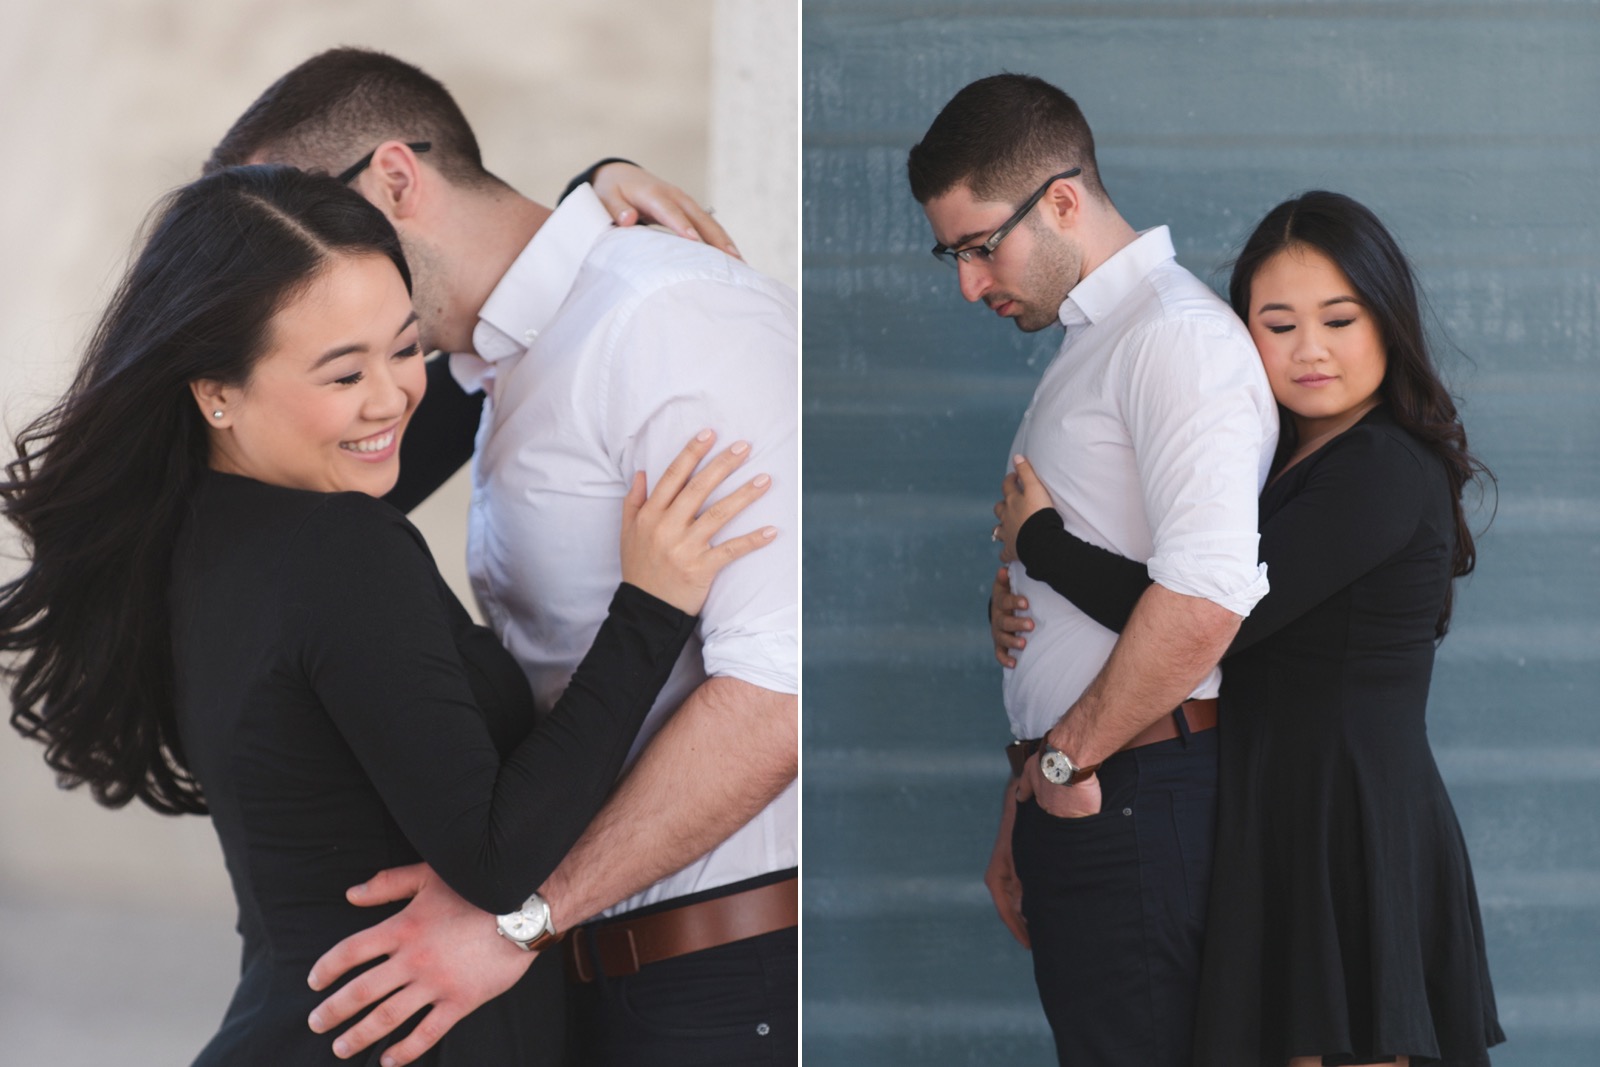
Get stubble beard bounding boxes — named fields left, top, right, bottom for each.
left=397, top=233, right=454, bottom=354
left=1009, top=221, right=1081, bottom=333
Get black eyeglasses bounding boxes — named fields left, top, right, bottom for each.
left=337, top=141, right=432, bottom=185
left=931, top=167, right=1082, bottom=268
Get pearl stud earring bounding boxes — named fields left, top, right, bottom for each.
left=212, top=410, right=225, bottom=419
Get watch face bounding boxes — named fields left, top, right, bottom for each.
left=500, top=911, right=543, bottom=941
left=498, top=896, right=551, bottom=943
left=1040, top=748, right=1072, bottom=786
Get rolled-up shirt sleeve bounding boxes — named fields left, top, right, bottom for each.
left=601, top=273, right=799, bottom=695
left=1119, top=316, right=1276, bottom=617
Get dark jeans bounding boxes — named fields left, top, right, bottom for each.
left=1012, top=725, right=1218, bottom=1067
left=565, top=925, right=797, bottom=1066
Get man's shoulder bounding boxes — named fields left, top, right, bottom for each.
left=576, top=226, right=795, bottom=312
left=1135, top=259, right=1243, bottom=335
left=1096, top=261, right=1254, bottom=376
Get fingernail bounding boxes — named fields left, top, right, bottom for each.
left=730, top=440, right=750, bottom=456
left=306, top=970, right=321, bottom=990
left=696, top=428, right=713, bottom=442
left=753, top=474, right=771, bottom=488
left=333, top=1039, right=349, bottom=1058
left=381, top=1057, right=396, bottom=1067
left=760, top=526, right=778, bottom=540
left=727, top=244, right=742, bottom=259
left=308, top=1011, right=325, bottom=1032
left=1013, top=454, right=1025, bottom=465
left=1018, top=599, right=1027, bottom=609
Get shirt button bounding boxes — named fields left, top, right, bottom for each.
left=1121, top=808, right=1132, bottom=817
left=523, top=328, right=538, bottom=344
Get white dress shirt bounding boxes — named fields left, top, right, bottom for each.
left=1004, top=226, right=1278, bottom=741
left=456, top=186, right=798, bottom=916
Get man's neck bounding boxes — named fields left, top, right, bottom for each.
left=1072, top=210, right=1140, bottom=287
left=440, top=189, right=551, bottom=354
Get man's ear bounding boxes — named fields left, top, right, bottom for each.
left=190, top=379, right=236, bottom=427
left=354, top=140, right=427, bottom=222
left=1039, top=176, right=1083, bottom=233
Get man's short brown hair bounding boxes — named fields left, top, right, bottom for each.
left=907, top=73, right=1106, bottom=207
left=205, top=48, right=499, bottom=188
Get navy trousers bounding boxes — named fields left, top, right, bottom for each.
left=565, top=913, right=797, bottom=1066
left=1012, top=724, right=1219, bottom=1066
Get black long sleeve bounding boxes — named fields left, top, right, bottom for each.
left=384, top=356, right=484, bottom=513
left=1014, top=507, right=1152, bottom=634
left=282, top=491, right=694, bottom=914
left=1013, top=415, right=1433, bottom=658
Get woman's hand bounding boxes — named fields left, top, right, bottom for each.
left=620, top=430, right=776, bottom=615
left=591, top=162, right=741, bottom=259
left=993, top=455, right=1054, bottom=558
left=989, top=567, right=1033, bottom=669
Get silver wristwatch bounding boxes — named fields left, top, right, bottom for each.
left=495, top=891, right=560, bottom=952
left=1039, top=743, right=1099, bottom=787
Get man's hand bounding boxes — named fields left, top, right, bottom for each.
left=1022, top=754, right=1103, bottom=819
left=590, top=161, right=741, bottom=258
left=306, top=864, right=534, bottom=1066
left=988, top=567, right=1033, bottom=668
left=983, top=779, right=1030, bottom=949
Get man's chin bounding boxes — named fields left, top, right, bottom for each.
left=1012, top=313, right=1057, bottom=333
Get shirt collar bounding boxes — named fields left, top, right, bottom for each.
left=1057, top=225, right=1177, bottom=329
left=470, top=184, right=615, bottom=363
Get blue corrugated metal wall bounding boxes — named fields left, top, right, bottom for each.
left=801, top=3, right=1600, bottom=1063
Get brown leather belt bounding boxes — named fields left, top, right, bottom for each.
left=1005, top=698, right=1218, bottom=779
left=565, top=876, right=797, bottom=982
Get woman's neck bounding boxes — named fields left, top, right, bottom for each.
left=1278, top=397, right=1383, bottom=478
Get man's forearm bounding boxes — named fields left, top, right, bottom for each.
left=1046, top=583, right=1240, bottom=767
left=540, top=675, right=797, bottom=932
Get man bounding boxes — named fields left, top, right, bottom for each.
left=206, top=49, right=797, bottom=1066
left=907, top=74, right=1277, bottom=1065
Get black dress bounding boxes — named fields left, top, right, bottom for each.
left=1014, top=407, right=1503, bottom=1066
left=169, top=471, right=695, bottom=1066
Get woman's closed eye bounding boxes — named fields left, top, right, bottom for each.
left=393, top=341, right=422, bottom=360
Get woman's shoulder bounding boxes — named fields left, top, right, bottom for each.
left=195, top=472, right=427, bottom=572
left=1318, top=407, right=1435, bottom=476
left=1303, top=407, right=1448, bottom=512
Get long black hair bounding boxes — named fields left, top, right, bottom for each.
left=1, top=165, right=410, bottom=814
left=1229, top=190, right=1491, bottom=635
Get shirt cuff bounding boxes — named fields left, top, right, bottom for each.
left=702, top=630, right=798, bottom=695
left=1147, top=557, right=1270, bottom=618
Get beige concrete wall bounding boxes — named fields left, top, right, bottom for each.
left=712, top=0, right=800, bottom=289
left=0, top=2, right=794, bottom=1062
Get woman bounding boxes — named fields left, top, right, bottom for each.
left=993, top=192, right=1503, bottom=1066
left=0, top=165, right=772, bottom=1065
